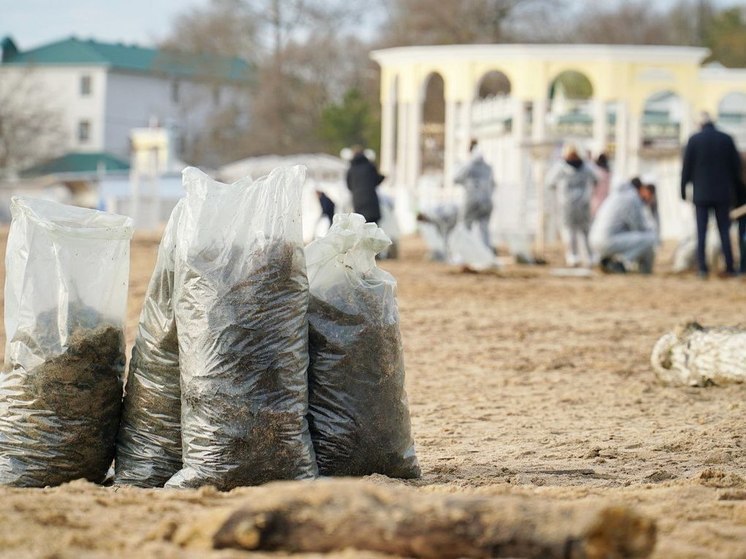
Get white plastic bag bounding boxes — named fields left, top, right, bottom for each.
left=0, top=197, right=133, bottom=487
left=305, top=213, right=420, bottom=478
left=418, top=204, right=459, bottom=261
left=419, top=222, right=447, bottom=260
left=116, top=201, right=184, bottom=487
left=166, top=166, right=317, bottom=490
left=448, top=222, right=497, bottom=271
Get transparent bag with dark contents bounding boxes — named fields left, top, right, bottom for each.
left=165, top=166, right=318, bottom=490
left=0, top=197, right=133, bottom=487
left=115, top=200, right=184, bottom=487
left=305, top=213, right=420, bottom=478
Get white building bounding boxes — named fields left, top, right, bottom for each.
left=0, top=36, right=250, bottom=167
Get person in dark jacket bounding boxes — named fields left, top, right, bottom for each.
left=681, top=112, right=742, bottom=277
left=316, top=189, right=335, bottom=224
left=346, top=146, right=385, bottom=223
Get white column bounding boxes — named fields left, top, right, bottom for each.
left=531, top=97, right=548, bottom=257
left=592, top=98, right=607, bottom=156
left=380, top=97, right=395, bottom=176
left=406, top=99, right=422, bottom=191
left=614, top=101, right=628, bottom=181
left=396, top=101, right=408, bottom=189
left=531, top=97, right=548, bottom=142
left=512, top=98, right=527, bottom=186
left=628, top=111, right=641, bottom=177
left=512, top=98, right=530, bottom=255
left=459, top=101, right=472, bottom=157
left=444, top=98, right=457, bottom=190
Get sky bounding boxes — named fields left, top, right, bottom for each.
left=1, top=0, right=740, bottom=51
left=1, top=0, right=203, bottom=50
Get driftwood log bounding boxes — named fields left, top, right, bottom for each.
left=651, top=322, right=746, bottom=386
left=173, top=479, right=656, bottom=559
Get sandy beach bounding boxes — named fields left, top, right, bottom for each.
left=0, top=231, right=744, bottom=559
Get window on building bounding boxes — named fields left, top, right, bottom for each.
left=80, top=75, right=92, bottom=96
left=171, top=80, right=180, bottom=103
left=78, top=120, right=91, bottom=143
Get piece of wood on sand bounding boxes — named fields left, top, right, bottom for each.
left=651, top=322, right=746, bottom=386
left=173, top=478, right=656, bottom=559
left=549, top=267, right=594, bottom=278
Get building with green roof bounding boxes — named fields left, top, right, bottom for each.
left=1, top=36, right=251, bottom=170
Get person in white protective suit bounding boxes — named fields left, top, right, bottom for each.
left=589, top=177, right=658, bottom=274
left=453, top=140, right=496, bottom=250
left=545, top=144, right=597, bottom=267
left=639, top=179, right=660, bottom=239
left=416, top=204, right=459, bottom=261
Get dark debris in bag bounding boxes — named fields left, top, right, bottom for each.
left=0, top=306, right=124, bottom=487
left=169, top=239, right=317, bottom=490
left=115, top=249, right=181, bottom=487
left=307, top=284, right=420, bottom=479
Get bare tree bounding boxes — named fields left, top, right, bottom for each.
left=545, top=0, right=723, bottom=47
left=665, top=0, right=709, bottom=46
left=244, top=33, right=366, bottom=154
left=566, top=1, right=687, bottom=45
left=377, top=0, right=565, bottom=46
left=246, top=0, right=370, bottom=154
left=0, top=70, right=65, bottom=174
left=161, top=0, right=372, bottom=158
left=160, top=0, right=259, bottom=64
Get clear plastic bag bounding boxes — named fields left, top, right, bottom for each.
left=115, top=201, right=184, bottom=487
left=165, top=166, right=317, bottom=490
left=305, top=213, right=420, bottom=478
left=448, top=222, right=497, bottom=271
left=0, top=197, right=133, bottom=487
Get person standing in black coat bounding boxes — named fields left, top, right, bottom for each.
left=681, top=112, right=742, bottom=277
left=346, top=146, right=385, bottom=223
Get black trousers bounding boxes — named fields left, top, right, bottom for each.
left=695, top=204, right=734, bottom=274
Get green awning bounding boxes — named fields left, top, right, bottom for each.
left=21, top=152, right=130, bottom=178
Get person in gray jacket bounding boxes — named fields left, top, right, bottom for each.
left=546, top=144, right=597, bottom=267
left=589, top=178, right=657, bottom=274
left=454, top=140, right=496, bottom=249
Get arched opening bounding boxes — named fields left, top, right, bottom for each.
left=718, top=91, right=746, bottom=150
left=547, top=70, right=594, bottom=141
left=472, top=69, right=513, bottom=141
left=421, top=72, right=445, bottom=172
left=549, top=70, right=594, bottom=100
left=476, top=70, right=511, bottom=99
left=641, top=90, right=683, bottom=151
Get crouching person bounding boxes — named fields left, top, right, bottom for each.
left=590, top=177, right=658, bottom=274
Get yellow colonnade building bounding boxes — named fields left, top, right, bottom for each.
left=371, top=44, right=746, bottom=243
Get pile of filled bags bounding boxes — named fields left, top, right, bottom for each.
left=0, top=166, right=420, bottom=489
